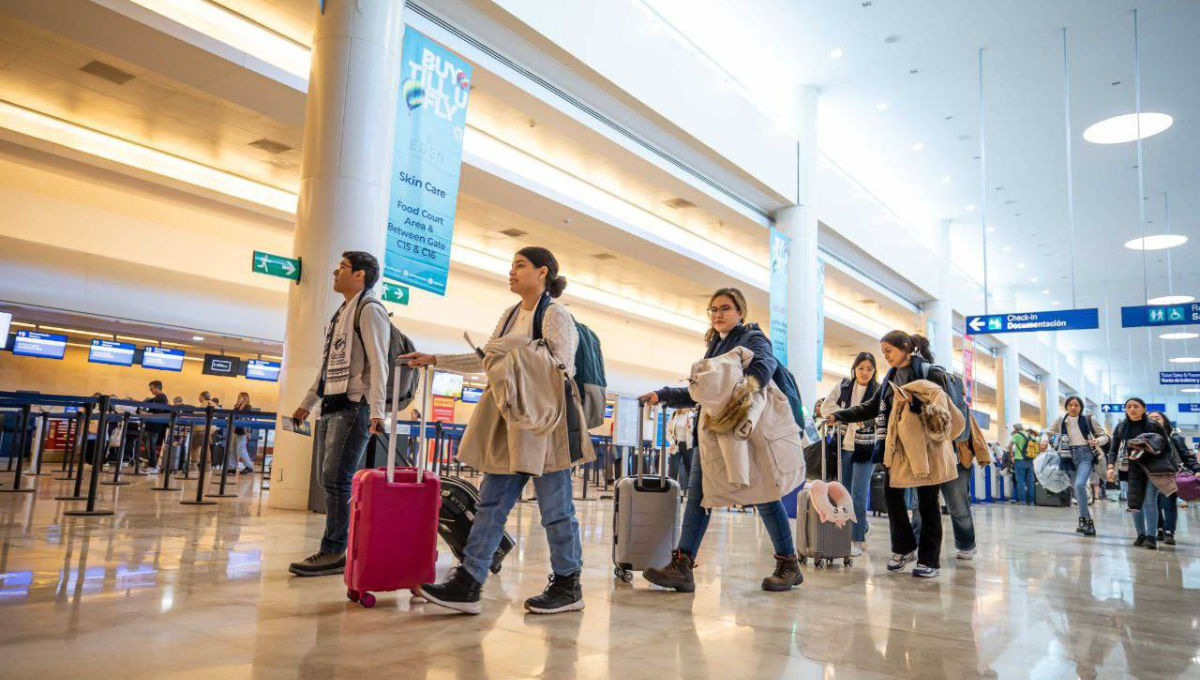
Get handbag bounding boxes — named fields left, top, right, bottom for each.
left=1175, top=469, right=1200, bottom=502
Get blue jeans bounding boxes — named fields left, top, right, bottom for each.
left=678, top=449, right=795, bottom=558
left=462, top=469, right=581, bottom=584
left=1158, top=493, right=1178, bottom=533
left=316, top=402, right=371, bottom=554
left=1067, top=446, right=1094, bottom=521
left=1013, top=459, right=1035, bottom=505
left=840, top=449, right=873, bottom=542
left=1132, top=476, right=1160, bottom=538
left=939, top=464, right=976, bottom=551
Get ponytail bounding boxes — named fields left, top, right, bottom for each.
left=879, top=330, right=935, bottom=363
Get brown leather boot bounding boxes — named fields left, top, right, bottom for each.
left=761, top=554, right=803, bottom=592
left=643, top=550, right=695, bottom=592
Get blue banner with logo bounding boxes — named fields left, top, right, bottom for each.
left=768, top=227, right=790, bottom=366
left=1162, top=371, right=1200, bottom=385
left=384, top=29, right=473, bottom=296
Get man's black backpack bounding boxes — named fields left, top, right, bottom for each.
left=355, top=297, right=420, bottom=411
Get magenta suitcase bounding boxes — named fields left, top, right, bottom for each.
left=344, top=366, right=440, bottom=608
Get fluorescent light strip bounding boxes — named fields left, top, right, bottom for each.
left=823, top=296, right=893, bottom=339
left=0, top=100, right=297, bottom=213
left=39, top=325, right=114, bottom=339
left=127, top=0, right=310, bottom=79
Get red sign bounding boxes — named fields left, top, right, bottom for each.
left=431, top=395, right=456, bottom=424
left=963, top=335, right=976, bottom=408
left=45, top=418, right=74, bottom=452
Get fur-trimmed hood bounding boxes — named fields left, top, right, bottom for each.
left=705, top=375, right=761, bottom=435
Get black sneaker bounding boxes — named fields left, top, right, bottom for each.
left=419, top=568, right=482, bottom=615
left=1144, top=537, right=1158, bottom=551
left=1133, top=535, right=1146, bottom=547
left=1164, top=531, right=1176, bottom=546
left=1082, top=519, right=1096, bottom=537
left=1157, top=528, right=1165, bottom=541
left=288, top=551, right=345, bottom=577
left=524, top=571, right=584, bottom=615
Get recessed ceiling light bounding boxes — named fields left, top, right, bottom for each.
left=1041, top=289, right=1050, bottom=294
left=192, top=335, right=205, bottom=341
left=1147, top=294, right=1195, bottom=305
left=911, top=143, right=924, bottom=151
left=1052, top=301, right=1061, bottom=306
left=1183, top=388, right=1200, bottom=393
left=1030, top=277, right=1039, bottom=283
left=1161, top=332, right=1200, bottom=340
left=965, top=204, right=976, bottom=212
left=829, top=48, right=844, bottom=59
left=1169, top=357, right=1200, bottom=364
left=1125, top=234, right=1187, bottom=251
left=876, top=102, right=889, bottom=111
left=1083, top=112, right=1173, bottom=144
left=986, top=226, right=995, bottom=234
left=941, top=176, right=951, bottom=184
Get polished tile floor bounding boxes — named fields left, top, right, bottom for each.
left=2, top=469, right=1198, bottom=680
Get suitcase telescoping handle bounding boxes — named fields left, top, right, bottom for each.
left=817, top=420, right=839, bottom=484
left=387, top=362, right=431, bottom=484
left=635, top=397, right=646, bottom=483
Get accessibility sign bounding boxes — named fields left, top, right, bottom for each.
left=1121, top=302, right=1200, bottom=328
left=1101, top=402, right=1167, bottom=413
left=252, top=250, right=301, bottom=283
left=1161, top=371, right=1200, bottom=385
left=966, top=308, right=1098, bottom=335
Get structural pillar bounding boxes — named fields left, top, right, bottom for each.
left=774, top=86, right=821, bottom=408
left=271, top=0, right=405, bottom=510
left=924, top=220, right=955, bottom=369
left=997, top=340, right=1021, bottom=445
left=1041, top=334, right=1061, bottom=427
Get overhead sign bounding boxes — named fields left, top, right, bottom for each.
left=1121, top=302, right=1200, bottom=328
left=252, top=250, right=301, bottom=282
left=245, top=360, right=281, bottom=382
left=1162, top=371, right=1200, bottom=385
left=1179, top=403, right=1200, bottom=413
left=768, top=227, right=790, bottom=366
left=88, top=339, right=135, bottom=366
left=381, top=282, right=410, bottom=305
left=1102, top=402, right=1166, bottom=413
left=966, top=308, right=1099, bottom=335
left=12, top=330, right=67, bottom=359
left=384, top=28, right=473, bottom=296
left=142, top=346, right=184, bottom=372
left=202, top=354, right=239, bottom=378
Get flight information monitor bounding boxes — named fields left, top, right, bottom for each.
left=431, top=371, right=464, bottom=398
left=0, top=311, right=10, bottom=343
left=245, top=359, right=281, bottom=382
left=88, top=339, right=135, bottom=366
left=461, top=385, right=483, bottom=404
left=203, top=354, right=240, bottom=377
left=142, top=346, right=185, bottom=372
left=12, top=330, right=67, bottom=359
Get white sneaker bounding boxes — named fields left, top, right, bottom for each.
left=850, top=542, right=864, bottom=557
left=956, top=548, right=976, bottom=561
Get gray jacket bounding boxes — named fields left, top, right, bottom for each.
left=300, top=290, right=391, bottom=420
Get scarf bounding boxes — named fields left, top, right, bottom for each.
left=319, top=291, right=363, bottom=397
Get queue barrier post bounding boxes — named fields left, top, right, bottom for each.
left=181, top=405, right=218, bottom=506
left=178, top=427, right=193, bottom=480
left=57, top=404, right=93, bottom=501
left=206, top=411, right=238, bottom=498
left=26, top=413, right=52, bottom=477
left=101, top=412, right=132, bottom=487
left=0, top=405, right=35, bottom=493
left=127, top=421, right=149, bottom=476
left=64, top=396, right=115, bottom=516
left=151, top=410, right=182, bottom=492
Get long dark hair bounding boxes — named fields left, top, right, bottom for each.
left=879, top=330, right=934, bottom=362
left=1148, top=410, right=1174, bottom=436
left=516, top=246, right=567, bottom=298
left=1063, top=396, right=1084, bottom=414
left=850, top=352, right=878, bottom=387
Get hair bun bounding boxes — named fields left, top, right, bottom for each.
left=547, top=275, right=567, bottom=298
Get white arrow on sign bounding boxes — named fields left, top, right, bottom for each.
left=969, top=317, right=987, bottom=333
left=281, top=261, right=296, bottom=275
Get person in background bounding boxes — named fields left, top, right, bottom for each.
left=1148, top=411, right=1198, bottom=546
left=140, top=380, right=170, bottom=474
left=1008, top=424, right=1035, bottom=506
left=231, top=392, right=256, bottom=474
left=1106, top=398, right=1172, bottom=550
left=288, top=251, right=390, bottom=577
left=820, top=351, right=879, bottom=556
left=1049, top=397, right=1109, bottom=537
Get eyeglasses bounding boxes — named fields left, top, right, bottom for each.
left=707, top=304, right=736, bottom=316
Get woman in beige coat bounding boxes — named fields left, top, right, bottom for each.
left=826, top=331, right=963, bottom=579
left=403, top=247, right=593, bottom=616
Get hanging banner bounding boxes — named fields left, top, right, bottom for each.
left=768, top=227, right=790, bottom=365
left=966, top=308, right=1098, bottom=334
left=1121, top=302, right=1200, bottom=328
left=963, top=335, right=976, bottom=408
left=1161, top=371, right=1200, bottom=385
left=1101, top=402, right=1166, bottom=414
left=1179, top=403, right=1200, bottom=413
left=384, top=29, right=473, bottom=296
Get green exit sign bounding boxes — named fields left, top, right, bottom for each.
left=382, top=282, right=410, bottom=305
left=252, top=250, right=301, bottom=282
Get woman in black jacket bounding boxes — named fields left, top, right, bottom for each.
left=825, top=330, right=952, bottom=578
left=1106, top=398, right=1173, bottom=549
left=1148, top=411, right=1196, bottom=545
left=639, top=287, right=802, bottom=594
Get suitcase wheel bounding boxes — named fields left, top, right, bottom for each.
left=798, top=556, right=807, bottom=566
left=614, top=567, right=633, bottom=582
left=359, top=592, right=376, bottom=608
left=347, top=589, right=360, bottom=603
left=844, top=557, right=853, bottom=568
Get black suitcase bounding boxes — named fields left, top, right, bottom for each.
left=869, top=465, right=887, bottom=515
left=376, top=431, right=513, bottom=573
left=1034, top=480, right=1070, bottom=507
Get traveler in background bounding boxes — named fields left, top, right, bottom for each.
left=939, top=407, right=990, bottom=560
left=640, top=287, right=803, bottom=593
left=231, top=392, right=256, bottom=474
left=140, top=380, right=170, bottom=473
left=666, top=407, right=696, bottom=495
left=288, top=251, right=390, bottom=577
left=404, top=247, right=595, bottom=615
left=1050, top=397, right=1109, bottom=537
left=820, top=351, right=879, bottom=556
left=1106, top=398, right=1172, bottom=550
left=208, top=396, right=226, bottom=469
left=1148, top=411, right=1198, bottom=546
left=1009, top=424, right=1036, bottom=506
left=827, top=331, right=963, bottom=579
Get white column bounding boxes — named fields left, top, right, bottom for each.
left=774, top=86, right=821, bottom=408
left=924, top=220, right=955, bottom=368
left=1042, top=334, right=1061, bottom=427
left=271, top=0, right=405, bottom=510
left=998, top=340, right=1021, bottom=444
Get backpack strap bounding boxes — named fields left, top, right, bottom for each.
left=353, top=296, right=390, bottom=374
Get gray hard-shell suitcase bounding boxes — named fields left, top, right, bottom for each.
left=612, top=401, right=681, bottom=582
left=795, top=423, right=854, bottom=568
